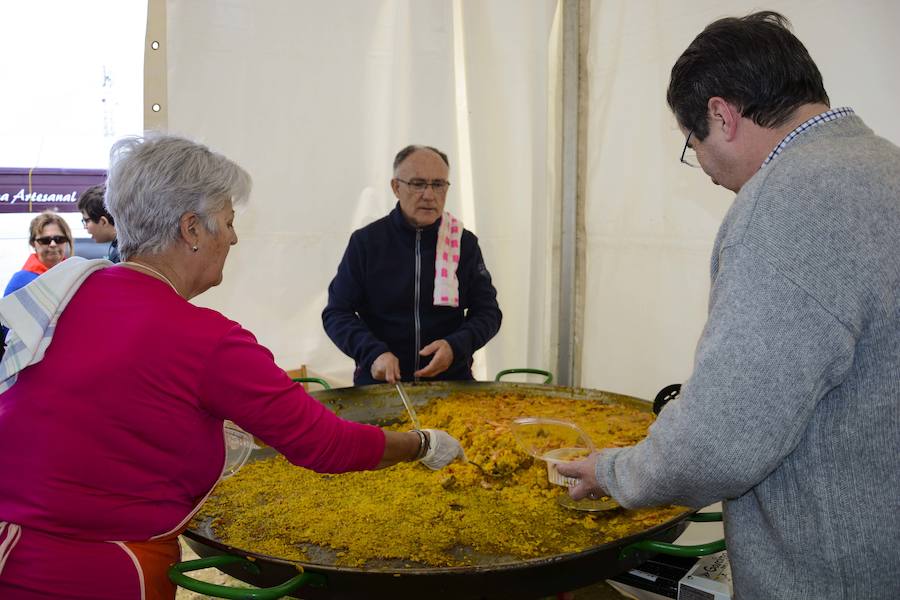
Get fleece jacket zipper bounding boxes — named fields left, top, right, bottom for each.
left=413, top=228, right=422, bottom=380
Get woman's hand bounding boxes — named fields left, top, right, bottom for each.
left=378, top=429, right=464, bottom=469
left=419, top=429, right=465, bottom=470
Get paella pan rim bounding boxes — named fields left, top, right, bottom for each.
left=185, top=505, right=693, bottom=576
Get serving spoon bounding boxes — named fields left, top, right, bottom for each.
left=557, top=494, right=620, bottom=512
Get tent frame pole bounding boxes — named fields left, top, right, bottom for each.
left=556, top=0, right=585, bottom=387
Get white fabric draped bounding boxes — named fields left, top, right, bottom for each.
left=582, top=0, right=900, bottom=400
left=160, top=0, right=900, bottom=395
left=160, top=0, right=559, bottom=386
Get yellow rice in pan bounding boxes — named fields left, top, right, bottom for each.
left=194, top=392, right=685, bottom=567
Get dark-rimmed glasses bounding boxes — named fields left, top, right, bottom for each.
left=35, top=235, right=70, bottom=245
left=396, top=178, right=451, bottom=194
left=81, top=217, right=93, bottom=226
left=680, top=130, right=699, bottom=168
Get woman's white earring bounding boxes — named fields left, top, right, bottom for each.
left=192, top=246, right=199, bottom=252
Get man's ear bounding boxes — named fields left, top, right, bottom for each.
left=707, top=96, right=741, bottom=142
left=179, top=212, right=201, bottom=248
left=390, top=178, right=401, bottom=198
left=99, top=216, right=110, bottom=227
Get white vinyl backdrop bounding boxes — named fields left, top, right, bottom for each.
left=582, top=0, right=900, bottom=400
left=157, top=0, right=559, bottom=386
left=157, top=0, right=900, bottom=395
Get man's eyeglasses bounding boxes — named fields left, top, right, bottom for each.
left=396, top=178, right=451, bottom=194
left=680, top=130, right=699, bottom=168
left=81, top=217, right=93, bottom=226
left=35, top=235, right=70, bottom=246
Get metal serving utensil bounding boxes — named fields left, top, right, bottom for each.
left=396, top=382, right=495, bottom=476
left=395, top=382, right=421, bottom=430
left=557, top=494, right=620, bottom=512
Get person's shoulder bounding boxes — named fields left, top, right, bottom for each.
left=90, top=268, right=236, bottom=329
left=768, top=115, right=896, bottom=177
left=185, top=310, right=267, bottom=361
left=156, top=294, right=245, bottom=346
left=748, top=116, right=898, bottom=210
left=191, top=305, right=246, bottom=337
left=7, top=269, right=36, bottom=285
left=3, top=270, right=38, bottom=296
left=460, top=228, right=485, bottom=255
left=461, top=228, right=479, bottom=243
left=350, top=213, right=394, bottom=245
left=360, top=213, right=393, bottom=233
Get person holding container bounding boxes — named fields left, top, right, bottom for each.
left=0, top=134, right=464, bottom=600
left=559, top=12, right=900, bottom=600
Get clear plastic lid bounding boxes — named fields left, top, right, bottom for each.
left=510, top=417, right=595, bottom=459
left=221, top=421, right=253, bottom=479
left=511, top=417, right=619, bottom=511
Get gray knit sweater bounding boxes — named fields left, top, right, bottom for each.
left=597, top=115, right=900, bottom=599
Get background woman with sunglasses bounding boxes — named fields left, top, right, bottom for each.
left=2, top=211, right=73, bottom=297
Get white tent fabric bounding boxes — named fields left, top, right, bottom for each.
left=158, top=0, right=559, bottom=386
left=583, top=0, right=900, bottom=400
left=158, top=0, right=900, bottom=395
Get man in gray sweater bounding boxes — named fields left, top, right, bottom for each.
left=560, top=11, right=899, bottom=599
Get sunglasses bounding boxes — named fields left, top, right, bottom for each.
left=35, top=235, right=70, bottom=245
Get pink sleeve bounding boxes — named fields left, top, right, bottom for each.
left=198, top=325, right=385, bottom=473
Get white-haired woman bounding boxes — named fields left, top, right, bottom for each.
left=0, top=134, right=463, bottom=600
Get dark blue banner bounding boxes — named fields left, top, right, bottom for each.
left=0, top=168, right=107, bottom=213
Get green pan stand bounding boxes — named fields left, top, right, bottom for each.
left=292, top=377, right=331, bottom=390
left=495, top=368, right=553, bottom=384
left=169, top=555, right=326, bottom=599
left=620, top=512, right=725, bottom=559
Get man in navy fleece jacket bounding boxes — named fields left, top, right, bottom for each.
left=323, top=145, right=501, bottom=385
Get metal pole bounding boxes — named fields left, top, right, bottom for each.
left=556, top=0, right=580, bottom=386
left=144, top=0, right=168, bottom=131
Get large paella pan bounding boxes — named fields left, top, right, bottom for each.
left=174, top=378, right=723, bottom=599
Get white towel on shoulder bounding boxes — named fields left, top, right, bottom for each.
left=0, top=257, right=112, bottom=394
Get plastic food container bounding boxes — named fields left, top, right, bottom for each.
left=511, top=417, right=594, bottom=486
left=543, top=447, right=592, bottom=486
left=511, top=417, right=620, bottom=512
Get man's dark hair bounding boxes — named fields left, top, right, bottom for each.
left=77, top=183, right=114, bottom=225
left=666, top=11, right=829, bottom=140
left=393, top=145, right=450, bottom=173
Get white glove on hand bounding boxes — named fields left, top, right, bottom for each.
left=420, top=429, right=465, bottom=470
